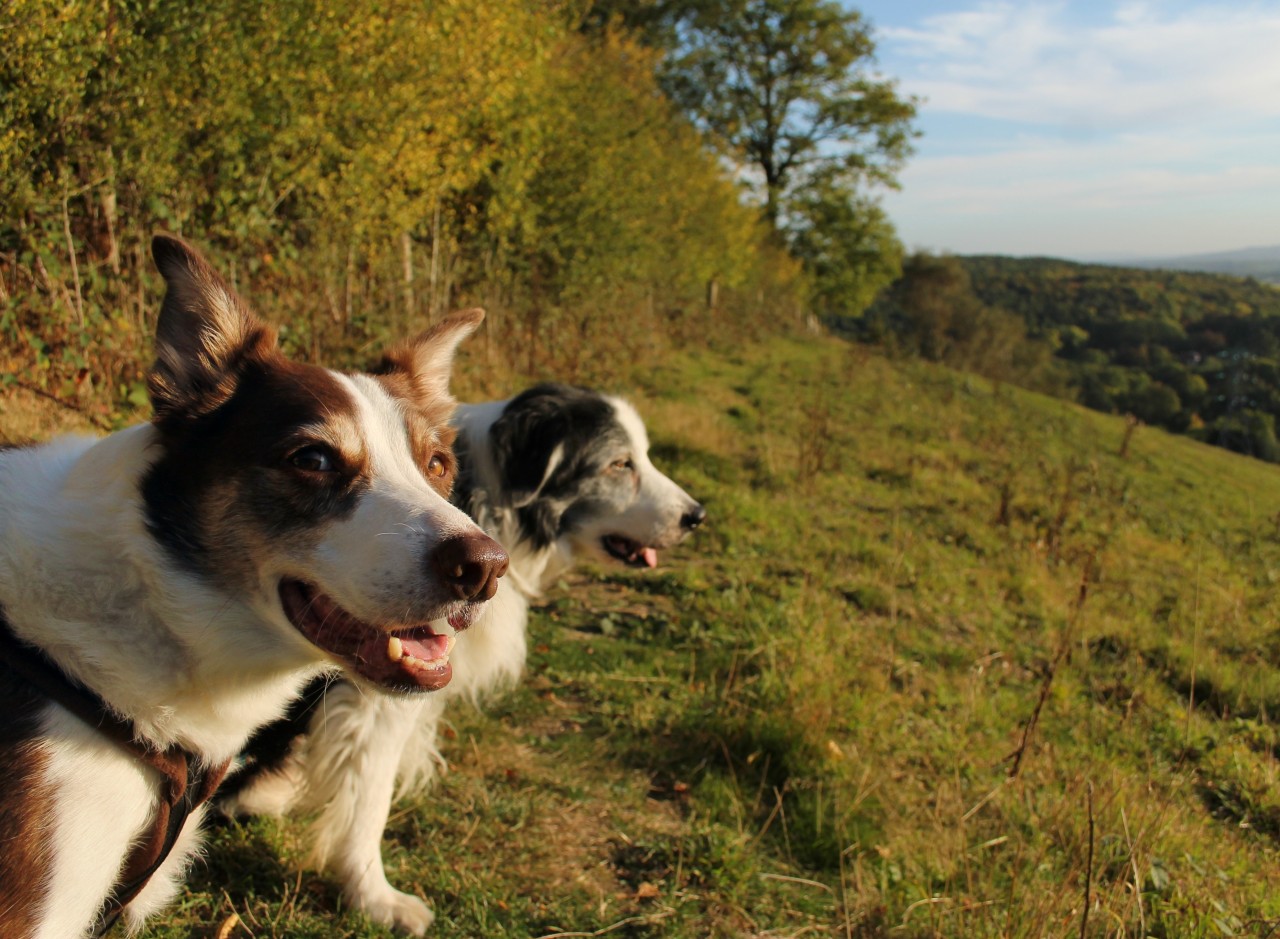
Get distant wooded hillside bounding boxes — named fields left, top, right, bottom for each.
left=1126, top=245, right=1280, bottom=283
left=844, top=253, right=1280, bottom=462
left=963, top=256, right=1280, bottom=328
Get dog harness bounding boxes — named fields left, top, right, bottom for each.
left=0, top=615, right=230, bottom=937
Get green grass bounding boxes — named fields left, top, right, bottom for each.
left=9, top=335, right=1280, bottom=937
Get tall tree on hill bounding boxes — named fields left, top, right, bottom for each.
left=658, top=0, right=917, bottom=230
left=788, top=168, right=902, bottom=318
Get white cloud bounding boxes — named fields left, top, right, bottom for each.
left=882, top=2, right=1280, bottom=129
left=882, top=128, right=1280, bottom=256
left=865, top=1, right=1280, bottom=256
left=901, top=130, right=1280, bottom=207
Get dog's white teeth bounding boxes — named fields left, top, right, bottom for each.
left=401, top=651, right=448, bottom=672
left=387, top=636, right=404, bottom=663
left=445, top=635, right=457, bottom=655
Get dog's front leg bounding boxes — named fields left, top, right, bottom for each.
left=121, top=805, right=209, bottom=932
left=305, top=687, right=440, bottom=935
left=332, top=762, right=435, bottom=936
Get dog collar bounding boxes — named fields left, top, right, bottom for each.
left=0, top=614, right=230, bottom=935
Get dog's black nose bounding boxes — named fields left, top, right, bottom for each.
left=431, top=533, right=509, bottom=603
left=681, top=504, right=707, bottom=531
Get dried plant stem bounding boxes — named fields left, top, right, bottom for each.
left=61, top=194, right=84, bottom=328
left=1184, top=549, right=1203, bottom=748
left=1080, top=781, right=1095, bottom=939
left=1008, top=550, right=1097, bottom=779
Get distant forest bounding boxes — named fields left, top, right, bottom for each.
left=842, top=254, right=1280, bottom=462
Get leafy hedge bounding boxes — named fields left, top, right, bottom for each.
left=1, top=0, right=803, bottom=423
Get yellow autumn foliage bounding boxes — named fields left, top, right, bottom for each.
left=0, top=0, right=802, bottom=407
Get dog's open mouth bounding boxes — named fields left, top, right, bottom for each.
left=602, top=535, right=658, bottom=569
left=279, top=579, right=477, bottom=692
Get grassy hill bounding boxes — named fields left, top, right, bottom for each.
left=7, top=335, right=1280, bottom=938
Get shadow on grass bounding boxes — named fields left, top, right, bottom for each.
left=650, top=441, right=741, bottom=486
left=192, top=815, right=340, bottom=912
left=1197, top=780, right=1280, bottom=843
left=619, top=707, right=884, bottom=874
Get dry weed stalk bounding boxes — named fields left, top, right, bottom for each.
left=796, top=399, right=838, bottom=489
left=1080, top=781, right=1095, bottom=939
left=1119, top=413, right=1140, bottom=458
left=1044, top=459, right=1083, bottom=564
left=995, top=474, right=1014, bottom=527
left=1007, top=549, right=1098, bottom=780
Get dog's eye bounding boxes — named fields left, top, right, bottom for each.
left=609, top=458, right=635, bottom=473
left=289, top=446, right=338, bottom=474
left=426, top=454, right=447, bottom=478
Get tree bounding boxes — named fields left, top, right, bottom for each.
left=887, top=253, right=971, bottom=361
left=788, top=171, right=901, bottom=319
left=660, top=0, right=917, bottom=229
left=1207, top=410, right=1280, bottom=463
left=1125, top=379, right=1182, bottom=429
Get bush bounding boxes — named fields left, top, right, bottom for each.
left=1204, top=410, right=1280, bottom=463
left=0, top=3, right=805, bottom=413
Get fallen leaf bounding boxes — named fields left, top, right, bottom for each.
left=635, top=882, right=660, bottom=900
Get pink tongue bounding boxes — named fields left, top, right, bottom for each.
left=401, top=634, right=447, bottom=661
left=641, top=547, right=658, bottom=568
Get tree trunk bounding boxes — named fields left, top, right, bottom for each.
left=344, top=243, right=355, bottom=333
left=400, top=230, right=415, bottom=326
left=428, top=202, right=441, bottom=320
left=100, top=172, right=120, bottom=275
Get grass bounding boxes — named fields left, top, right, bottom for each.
left=7, top=334, right=1280, bottom=937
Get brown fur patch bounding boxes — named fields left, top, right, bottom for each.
left=368, top=308, right=484, bottom=435
left=0, top=667, right=55, bottom=939
left=368, top=362, right=456, bottom=432
left=371, top=373, right=459, bottom=497
left=143, top=353, right=370, bottom=586
left=149, top=235, right=279, bottom=429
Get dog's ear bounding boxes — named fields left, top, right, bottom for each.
left=373, top=308, right=484, bottom=422
left=148, top=234, right=276, bottom=425
left=488, top=392, right=571, bottom=510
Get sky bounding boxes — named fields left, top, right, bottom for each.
left=851, top=1, right=1280, bottom=260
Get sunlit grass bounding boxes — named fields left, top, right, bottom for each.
left=12, top=335, right=1278, bottom=937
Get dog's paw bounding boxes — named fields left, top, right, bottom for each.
left=357, top=886, right=436, bottom=936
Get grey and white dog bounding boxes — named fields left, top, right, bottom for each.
left=223, top=383, right=706, bottom=934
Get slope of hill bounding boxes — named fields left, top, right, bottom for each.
left=4, top=336, right=1277, bottom=937
left=1126, top=245, right=1280, bottom=283
left=960, top=254, right=1280, bottom=329
left=2, top=336, right=1249, bottom=937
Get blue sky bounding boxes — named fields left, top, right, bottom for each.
left=851, top=1, right=1280, bottom=260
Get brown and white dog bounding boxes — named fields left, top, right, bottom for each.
left=0, top=236, right=507, bottom=938
left=224, top=383, right=705, bottom=934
